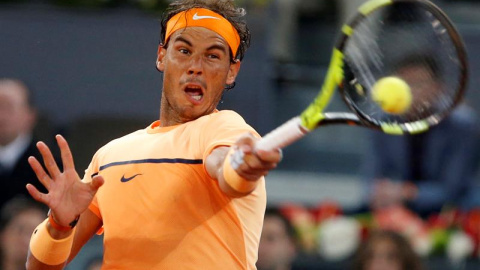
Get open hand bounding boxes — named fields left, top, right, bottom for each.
left=26, top=134, right=104, bottom=227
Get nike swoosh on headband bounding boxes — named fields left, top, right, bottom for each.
left=192, top=13, right=220, bottom=20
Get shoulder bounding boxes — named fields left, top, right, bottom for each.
left=195, top=110, right=255, bottom=131
left=194, top=111, right=260, bottom=150
left=95, top=126, right=149, bottom=155
left=202, top=110, right=247, bottom=123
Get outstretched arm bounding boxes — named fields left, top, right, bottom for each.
left=25, top=135, right=104, bottom=269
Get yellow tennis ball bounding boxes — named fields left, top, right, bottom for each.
left=372, top=76, right=412, bottom=114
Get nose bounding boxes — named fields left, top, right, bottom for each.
left=187, top=55, right=203, bottom=76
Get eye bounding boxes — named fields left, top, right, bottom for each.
left=179, top=48, right=190, bottom=55
left=208, top=54, right=220, bottom=59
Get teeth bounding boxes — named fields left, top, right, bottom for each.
left=186, top=85, right=202, bottom=101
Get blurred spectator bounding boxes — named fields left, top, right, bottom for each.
left=257, top=207, right=298, bottom=270
left=0, top=196, right=47, bottom=270
left=0, top=78, right=47, bottom=209
left=361, top=55, right=480, bottom=217
left=352, top=229, right=424, bottom=270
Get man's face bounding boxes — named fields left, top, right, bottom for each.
left=257, top=216, right=296, bottom=270
left=0, top=82, right=35, bottom=146
left=156, top=27, right=240, bottom=125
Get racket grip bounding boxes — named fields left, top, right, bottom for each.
left=256, top=117, right=308, bottom=151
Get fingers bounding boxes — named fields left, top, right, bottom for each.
left=234, top=133, right=256, bottom=155
left=91, top=175, right=105, bottom=192
left=235, top=132, right=283, bottom=163
left=32, top=135, right=76, bottom=181
left=256, top=148, right=283, bottom=163
left=28, top=156, right=52, bottom=190
left=232, top=132, right=283, bottom=180
left=26, top=183, right=49, bottom=205
left=242, top=153, right=278, bottom=172
left=239, top=153, right=280, bottom=180
left=36, top=141, right=61, bottom=178
left=56, top=135, right=76, bottom=171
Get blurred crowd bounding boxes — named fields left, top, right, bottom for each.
left=1, top=0, right=480, bottom=269
left=264, top=201, right=480, bottom=269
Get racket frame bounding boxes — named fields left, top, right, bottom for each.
left=337, top=0, right=468, bottom=135
left=256, top=0, right=468, bottom=151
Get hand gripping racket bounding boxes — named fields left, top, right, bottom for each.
left=256, top=0, right=467, bottom=152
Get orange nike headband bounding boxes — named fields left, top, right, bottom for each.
left=165, top=8, right=241, bottom=58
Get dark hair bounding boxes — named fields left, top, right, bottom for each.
left=0, top=196, right=47, bottom=232
left=264, top=207, right=296, bottom=240
left=352, top=230, right=424, bottom=270
left=159, top=0, right=251, bottom=61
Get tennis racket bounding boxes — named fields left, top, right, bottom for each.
left=256, top=0, right=467, bottom=152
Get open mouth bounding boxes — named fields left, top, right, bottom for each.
left=185, top=84, right=204, bottom=101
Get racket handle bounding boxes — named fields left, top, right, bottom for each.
left=256, top=117, right=308, bottom=151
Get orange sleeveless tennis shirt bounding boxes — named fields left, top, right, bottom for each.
left=84, top=110, right=266, bottom=270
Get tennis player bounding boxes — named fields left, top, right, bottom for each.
left=25, top=0, right=282, bottom=269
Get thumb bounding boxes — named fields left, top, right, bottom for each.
left=256, top=148, right=282, bottom=163
left=90, top=175, right=105, bottom=192
left=234, top=132, right=257, bottom=154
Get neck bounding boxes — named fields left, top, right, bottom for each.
left=159, top=97, right=182, bottom=127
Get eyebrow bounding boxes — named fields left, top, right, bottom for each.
left=174, top=36, right=193, bottom=47
left=173, top=35, right=229, bottom=55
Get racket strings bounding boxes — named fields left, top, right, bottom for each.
left=341, top=2, right=464, bottom=126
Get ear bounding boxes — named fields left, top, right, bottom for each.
left=226, top=60, right=241, bottom=85
left=156, top=45, right=166, bottom=72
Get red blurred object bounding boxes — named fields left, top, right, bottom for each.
left=427, top=208, right=462, bottom=229
left=427, top=213, right=448, bottom=229
left=373, top=205, right=429, bottom=239
left=279, top=203, right=317, bottom=253
left=311, top=200, right=342, bottom=224
left=462, top=208, right=480, bottom=254
left=374, top=205, right=422, bottom=231
left=279, top=203, right=313, bottom=222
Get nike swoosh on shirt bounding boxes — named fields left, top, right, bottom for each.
left=192, top=13, right=220, bottom=20
left=120, top=173, right=142, bottom=183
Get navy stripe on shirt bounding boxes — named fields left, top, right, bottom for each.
left=90, top=158, right=203, bottom=177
